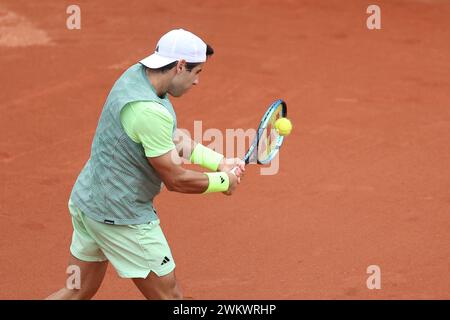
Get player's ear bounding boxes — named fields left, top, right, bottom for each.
left=176, top=60, right=186, bottom=73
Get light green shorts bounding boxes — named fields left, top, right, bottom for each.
left=68, top=199, right=175, bottom=278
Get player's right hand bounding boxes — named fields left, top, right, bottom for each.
left=223, top=168, right=242, bottom=196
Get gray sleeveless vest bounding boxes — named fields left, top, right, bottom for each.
left=70, top=63, right=177, bottom=225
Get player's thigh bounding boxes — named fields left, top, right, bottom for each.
left=132, top=269, right=182, bottom=300
left=67, top=254, right=108, bottom=293
left=69, top=198, right=109, bottom=263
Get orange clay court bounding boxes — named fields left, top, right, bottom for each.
left=0, top=0, right=449, bottom=299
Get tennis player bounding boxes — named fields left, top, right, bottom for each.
left=46, top=29, right=245, bottom=300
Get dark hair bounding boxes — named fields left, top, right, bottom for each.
left=149, top=43, right=215, bottom=73
left=150, top=61, right=178, bottom=73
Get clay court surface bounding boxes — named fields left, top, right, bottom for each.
left=0, top=0, right=449, bottom=299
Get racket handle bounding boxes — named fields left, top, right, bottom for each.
left=230, top=165, right=245, bottom=177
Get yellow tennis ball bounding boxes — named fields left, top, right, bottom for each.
left=275, top=117, right=292, bottom=136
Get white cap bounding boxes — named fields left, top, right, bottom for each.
left=140, top=29, right=207, bottom=68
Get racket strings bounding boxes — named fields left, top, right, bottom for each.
left=256, top=106, right=283, bottom=162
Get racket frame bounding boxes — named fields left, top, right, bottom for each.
left=244, top=99, right=288, bottom=165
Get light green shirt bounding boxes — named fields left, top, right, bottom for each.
left=120, top=101, right=175, bottom=157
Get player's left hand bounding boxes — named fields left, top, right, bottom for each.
left=218, top=157, right=245, bottom=177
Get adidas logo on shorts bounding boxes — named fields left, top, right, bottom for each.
left=161, top=256, right=171, bottom=265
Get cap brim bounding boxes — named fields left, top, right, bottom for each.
left=140, top=53, right=178, bottom=68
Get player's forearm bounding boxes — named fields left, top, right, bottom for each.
left=166, top=169, right=235, bottom=195
left=165, top=169, right=209, bottom=194
left=148, top=149, right=233, bottom=194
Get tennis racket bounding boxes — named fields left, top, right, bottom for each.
left=243, top=99, right=288, bottom=165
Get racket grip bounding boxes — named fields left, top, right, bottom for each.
left=230, top=165, right=245, bottom=177
left=230, top=166, right=239, bottom=175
